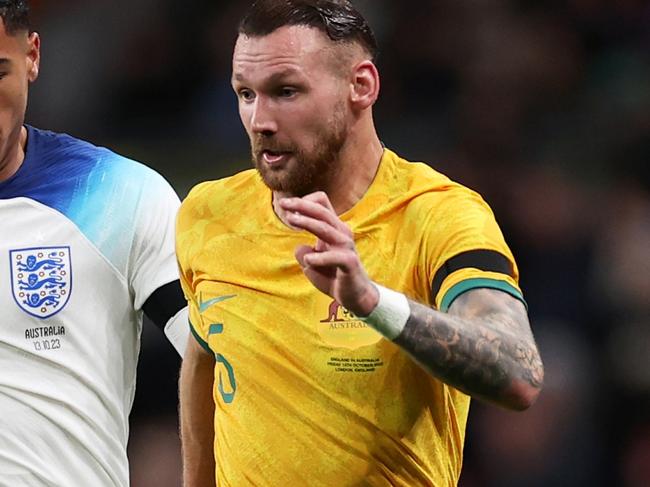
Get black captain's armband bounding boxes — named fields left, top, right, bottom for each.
left=143, top=280, right=186, bottom=330
left=430, top=249, right=515, bottom=303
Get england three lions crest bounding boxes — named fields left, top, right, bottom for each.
left=10, top=246, right=72, bottom=319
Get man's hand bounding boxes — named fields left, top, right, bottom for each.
left=279, top=191, right=379, bottom=317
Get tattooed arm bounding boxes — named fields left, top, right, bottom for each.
left=279, top=192, right=543, bottom=411
left=394, top=288, right=543, bottom=410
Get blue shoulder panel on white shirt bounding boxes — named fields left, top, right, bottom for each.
left=0, top=126, right=167, bottom=274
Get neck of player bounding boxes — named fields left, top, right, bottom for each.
left=274, top=128, right=384, bottom=222
left=0, top=125, right=28, bottom=183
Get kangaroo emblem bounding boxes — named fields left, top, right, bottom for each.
left=321, top=300, right=345, bottom=323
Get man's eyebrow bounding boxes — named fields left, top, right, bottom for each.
left=233, top=68, right=300, bottom=84
left=0, top=58, right=11, bottom=65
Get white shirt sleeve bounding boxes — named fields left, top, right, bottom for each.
left=128, top=170, right=181, bottom=310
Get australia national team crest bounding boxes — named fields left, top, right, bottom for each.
left=316, top=298, right=382, bottom=350
left=9, top=246, right=72, bottom=319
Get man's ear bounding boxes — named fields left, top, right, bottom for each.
left=349, top=60, right=380, bottom=110
left=26, top=31, right=40, bottom=82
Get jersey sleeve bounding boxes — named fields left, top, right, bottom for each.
left=178, top=267, right=210, bottom=353
left=175, top=182, right=213, bottom=353
left=423, top=187, right=524, bottom=312
left=128, top=169, right=181, bottom=310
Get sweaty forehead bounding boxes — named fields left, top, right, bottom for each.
left=233, top=25, right=332, bottom=77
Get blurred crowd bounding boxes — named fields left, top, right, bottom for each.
left=27, top=1, right=650, bottom=486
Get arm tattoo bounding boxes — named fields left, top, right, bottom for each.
left=393, top=289, right=543, bottom=408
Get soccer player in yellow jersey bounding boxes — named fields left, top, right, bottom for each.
left=177, top=1, right=544, bottom=485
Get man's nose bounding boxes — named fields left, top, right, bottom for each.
left=250, top=97, right=278, bottom=136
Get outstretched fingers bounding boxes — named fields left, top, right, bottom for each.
left=285, top=192, right=375, bottom=314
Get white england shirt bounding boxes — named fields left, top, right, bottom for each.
left=0, top=126, right=180, bottom=486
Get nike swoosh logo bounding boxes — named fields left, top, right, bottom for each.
left=198, top=294, right=236, bottom=314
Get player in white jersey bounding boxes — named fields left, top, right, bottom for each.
left=0, top=2, right=188, bottom=486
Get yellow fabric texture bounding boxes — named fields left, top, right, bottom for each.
left=176, top=148, right=521, bottom=486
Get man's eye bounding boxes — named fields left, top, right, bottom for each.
left=279, top=88, right=296, bottom=98
left=238, top=89, right=254, bottom=101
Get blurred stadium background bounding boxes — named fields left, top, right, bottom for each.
left=26, top=1, right=650, bottom=486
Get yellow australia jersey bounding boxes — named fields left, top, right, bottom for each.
left=176, top=148, right=523, bottom=487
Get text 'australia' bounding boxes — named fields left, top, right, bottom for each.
left=25, top=326, right=66, bottom=339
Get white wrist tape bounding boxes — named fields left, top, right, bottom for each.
left=164, top=306, right=190, bottom=357
left=359, top=283, right=410, bottom=340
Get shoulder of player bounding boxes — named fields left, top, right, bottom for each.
left=29, top=126, right=112, bottom=167
left=180, top=168, right=261, bottom=213
left=385, top=148, right=490, bottom=215
left=29, top=125, right=169, bottom=184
